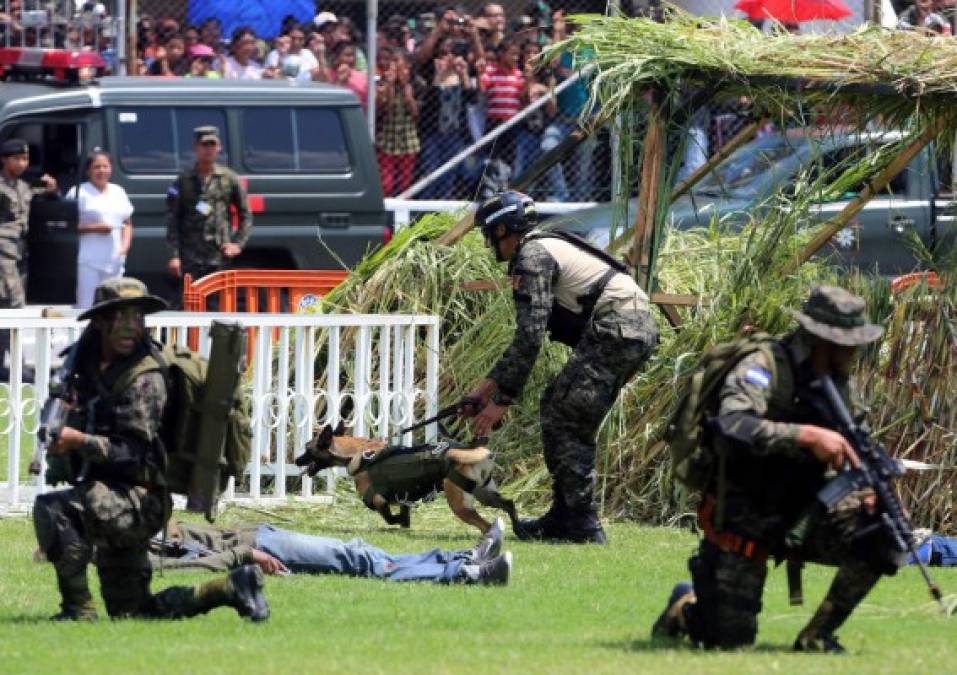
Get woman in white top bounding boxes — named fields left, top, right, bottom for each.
left=68, top=150, right=134, bottom=308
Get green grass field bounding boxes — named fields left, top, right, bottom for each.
left=0, top=494, right=953, bottom=675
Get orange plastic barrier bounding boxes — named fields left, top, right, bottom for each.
left=182, top=269, right=349, bottom=352
left=889, top=271, right=943, bottom=295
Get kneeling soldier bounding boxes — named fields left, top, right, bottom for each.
left=33, top=277, right=269, bottom=622
left=653, top=286, right=898, bottom=652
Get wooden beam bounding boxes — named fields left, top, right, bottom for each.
left=784, top=119, right=946, bottom=274
left=627, top=91, right=667, bottom=289
left=607, top=118, right=763, bottom=254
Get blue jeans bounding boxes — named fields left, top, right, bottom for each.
left=419, top=131, right=466, bottom=199
left=909, top=534, right=957, bottom=566
left=254, top=525, right=467, bottom=582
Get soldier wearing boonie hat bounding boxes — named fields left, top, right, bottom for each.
left=165, top=125, right=251, bottom=307
left=653, top=285, right=897, bottom=654
left=32, top=275, right=269, bottom=623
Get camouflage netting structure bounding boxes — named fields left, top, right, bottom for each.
left=308, top=8, right=957, bottom=533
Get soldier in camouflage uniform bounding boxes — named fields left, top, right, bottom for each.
left=465, top=191, right=658, bottom=544
left=165, top=126, right=252, bottom=302
left=32, top=277, right=269, bottom=622
left=0, top=138, right=57, bottom=369
left=653, top=286, right=898, bottom=652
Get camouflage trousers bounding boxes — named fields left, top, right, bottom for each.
left=33, top=482, right=236, bottom=619
left=684, top=494, right=891, bottom=648
left=0, top=257, right=24, bottom=308
left=540, top=306, right=658, bottom=513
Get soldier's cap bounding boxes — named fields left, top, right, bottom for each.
left=789, top=285, right=883, bottom=347
left=193, top=125, right=220, bottom=144
left=0, top=138, right=29, bottom=157
left=78, top=277, right=168, bottom=321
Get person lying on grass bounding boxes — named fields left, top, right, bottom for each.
left=147, top=517, right=512, bottom=586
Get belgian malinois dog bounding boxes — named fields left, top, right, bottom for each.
left=295, top=423, right=520, bottom=534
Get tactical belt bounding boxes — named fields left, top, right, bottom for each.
left=698, top=494, right=770, bottom=563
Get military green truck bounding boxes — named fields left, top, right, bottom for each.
left=0, top=72, right=385, bottom=304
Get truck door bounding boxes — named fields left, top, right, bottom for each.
left=0, top=113, right=97, bottom=304
left=810, top=146, right=932, bottom=275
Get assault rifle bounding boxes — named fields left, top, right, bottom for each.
left=29, top=328, right=92, bottom=477
left=815, top=375, right=946, bottom=613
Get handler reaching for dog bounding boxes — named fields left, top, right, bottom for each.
left=463, top=191, right=658, bottom=544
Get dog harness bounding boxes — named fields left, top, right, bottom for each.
left=353, top=442, right=488, bottom=508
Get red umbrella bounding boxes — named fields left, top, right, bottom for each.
left=735, top=0, right=853, bottom=23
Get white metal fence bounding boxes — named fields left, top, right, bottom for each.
left=0, top=310, right=440, bottom=514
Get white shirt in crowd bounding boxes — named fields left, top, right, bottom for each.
left=223, top=55, right=263, bottom=80
left=67, top=181, right=134, bottom=307
left=264, top=48, right=318, bottom=81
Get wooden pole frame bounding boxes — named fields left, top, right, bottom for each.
left=607, top=117, right=764, bottom=254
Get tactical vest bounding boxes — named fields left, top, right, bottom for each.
left=358, top=443, right=486, bottom=507
left=515, top=229, right=636, bottom=347
left=361, top=446, right=450, bottom=507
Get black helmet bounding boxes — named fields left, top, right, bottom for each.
left=475, top=191, right=538, bottom=239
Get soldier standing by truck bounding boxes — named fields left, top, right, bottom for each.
left=165, top=126, right=252, bottom=306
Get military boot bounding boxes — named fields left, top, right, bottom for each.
left=793, top=630, right=846, bottom=654
left=559, top=507, right=608, bottom=544
left=227, top=564, right=270, bottom=622
left=514, top=484, right=567, bottom=541
left=191, top=565, right=270, bottom=622
left=51, top=571, right=98, bottom=621
left=651, top=582, right=695, bottom=640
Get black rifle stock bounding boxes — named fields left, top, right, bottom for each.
left=816, top=375, right=946, bottom=612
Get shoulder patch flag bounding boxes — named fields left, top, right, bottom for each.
left=744, top=366, right=772, bottom=389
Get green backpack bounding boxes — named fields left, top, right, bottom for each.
left=115, top=324, right=251, bottom=520
left=664, top=333, right=782, bottom=492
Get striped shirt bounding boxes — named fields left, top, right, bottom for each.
left=481, top=64, right=524, bottom=122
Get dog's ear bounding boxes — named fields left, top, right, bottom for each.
left=333, top=419, right=346, bottom=436
left=317, top=424, right=335, bottom=448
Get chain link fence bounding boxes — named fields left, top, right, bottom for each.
left=1, top=2, right=882, bottom=201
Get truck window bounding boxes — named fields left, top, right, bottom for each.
left=115, top=108, right=229, bottom=173
left=241, top=107, right=351, bottom=173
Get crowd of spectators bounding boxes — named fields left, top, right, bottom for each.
left=122, top=5, right=600, bottom=201
left=12, top=2, right=948, bottom=203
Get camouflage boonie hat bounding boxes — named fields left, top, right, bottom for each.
left=193, top=125, right=220, bottom=143
left=789, top=285, right=883, bottom=347
left=78, top=277, right=168, bottom=321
